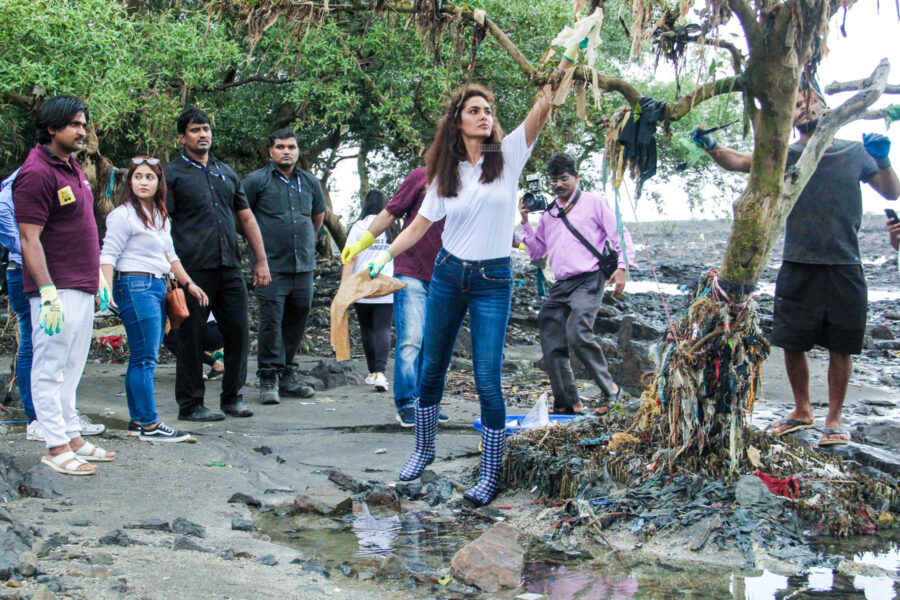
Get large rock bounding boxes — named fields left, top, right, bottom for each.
left=0, top=507, right=33, bottom=579
left=308, top=359, right=363, bottom=389
left=0, top=452, right=23, bottom=503
left=293, top=483, right=352, bottom=516
left=21, top=464, right=66, bottom=499
left=855, top=419, right=900, bottom=449
left=451, top=522, right=524, bottom=592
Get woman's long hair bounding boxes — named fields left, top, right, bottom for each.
left=358, top=189, right=400, bottom=242
left=117, top=157, right=168, bottom=230
left=425, top=84, right=505, bottom=198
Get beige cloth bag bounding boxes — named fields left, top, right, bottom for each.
left=330, top=271, right=407, bottom=361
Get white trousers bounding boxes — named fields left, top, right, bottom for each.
left=29, top=289, right=94, bottom=448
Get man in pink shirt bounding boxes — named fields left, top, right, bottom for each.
left=519, top=152, right=636, bottom=415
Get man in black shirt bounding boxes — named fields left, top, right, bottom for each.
left=243, top=129, right=326, bottom=404
left=165, top=108, right=272, bottom=421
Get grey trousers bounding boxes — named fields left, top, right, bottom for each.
left=539, top=269, right=616, bottom=409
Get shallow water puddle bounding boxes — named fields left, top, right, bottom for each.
left=256, top=503, right=898, bottom=599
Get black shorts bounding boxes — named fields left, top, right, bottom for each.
left=770, top=261, right=867, bottom=355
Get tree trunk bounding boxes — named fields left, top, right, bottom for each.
left=357, top=143, right=370, bottom=206
left=78, top=124, right=116, bottom=243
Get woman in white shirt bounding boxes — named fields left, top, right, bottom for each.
left=100, top=157, right=207, bottom=443
left=341, top=190, right=401, bottom=392
left=345, top=82, right=554, bottom=506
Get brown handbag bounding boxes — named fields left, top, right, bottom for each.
left=166, top=277, right=190, bottom=329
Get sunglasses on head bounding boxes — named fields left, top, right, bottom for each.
left=131, top=157, right=160, bottom=166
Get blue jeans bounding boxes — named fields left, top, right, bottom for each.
left=113, top=275, right=166, bottom=426
left=393, top=275, right=429, bottom=411
left=6, top=265, right=35, bottom=422
left=418, top=249, right=512, bottom=429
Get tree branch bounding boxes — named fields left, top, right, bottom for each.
left=857, top=106, right=900, bottom=121
left=665, top=76, right=744, bottom=121
left=656, top=32, right=744, bottom=73
left=2, top=91, right=40, bottom=112
left=825, top=79, right=900, bottom=95
left=212, top=75, right=292, bottom=91
left=727, top=0, right=761, bottom=49
left=785, top=59, right=890, bottom=204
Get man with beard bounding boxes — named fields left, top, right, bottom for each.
left=242, top=129, right=325, bottom=404
left=165, top=108, right=271, bottom=422
left=696, top=85, right=899, bottom=446
left=518, top=152, right=635, bottom=416
left=14, top=95, right=115, bottom=473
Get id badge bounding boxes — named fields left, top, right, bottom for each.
left=58, top=186, right=76, bottom=206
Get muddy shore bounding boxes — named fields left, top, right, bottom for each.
left=0, top=214, right=898, bottom=599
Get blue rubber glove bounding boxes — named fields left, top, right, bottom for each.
left=367, top=250, right=392, bottom=278
left=97, top=268, right=111, bottom=311
left=690, top=127, right=717, bottom=151
left=863, top=133, right=891, bottom=169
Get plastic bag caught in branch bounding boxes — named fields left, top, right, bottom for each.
left=551, top=8, right=604, bottom=67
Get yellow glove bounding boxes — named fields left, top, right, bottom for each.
left=39, top=284, right=64, bottom=335
left=517, top=243, right=527, bottom=251
left=367, top=250, right=393, bottom=278
left=342, top=230, right=376, bottom=264
left=97, top=268, right=111, bottom=311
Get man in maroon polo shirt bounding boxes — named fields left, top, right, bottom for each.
left=14, top=95, right=114, bottom=475
left=341, top=167, right=449, bottom=427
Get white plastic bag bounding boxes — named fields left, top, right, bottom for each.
left=521, top=392, right=550, bottom=430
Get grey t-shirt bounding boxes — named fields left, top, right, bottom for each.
left=783, top=139, right=879, bottom=264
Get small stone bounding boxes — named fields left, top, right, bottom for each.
left=338, top=563, right=356, bottom=577
left=257, top=555, right=278, bottom=566
left=110, top=577, right=128, bottom=593
left=226, top=493, right=261, bottom=508
left=171, top=536, right=209, bottom=552
left=98, top=530, right=139, bottom=547
left=377, top=554, right=409, bottom=579
left=17, top=551, right=40, bottom=577
left=35, top=574, right=61, bottom=592
left=735, top=474, right=781, bottom=508
left=292, top=484, right=352, bottom=516
left=253, top=445, right=273, bottom=455
left=31, top=533, right=67, bottom=558
left=70, top=520, right=91, bottom=527
left=87, top=567, right=110, bottom=579
left=21, top=465, right=67, bottom=499
left=357, top=571, right=375, bottom=581
left=230, top=518, right=256, bottom=532
left=451, top=522, right=524, bottom=592
left=299, top=560, right=330, bottom=579
left=31, top=584, right=58, bottom=600
left=90, top=553, right=114, bottom=566
left=124, top=519, right=170, bottom=532
left=171, top=517, right=206, bottom=538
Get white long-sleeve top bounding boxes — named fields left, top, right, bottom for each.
left=99, top=203, right=178, bottom=276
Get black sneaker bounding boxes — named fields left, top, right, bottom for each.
left=127, top=422, right=141, bottom=437
left=438, top=412, right=450, bottom=423
left=140, top=422, right=192, bottom=443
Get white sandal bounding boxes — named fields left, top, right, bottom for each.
left=74, top=441, right=116, bottom=462
left=41, top=451, right=96, bottom=476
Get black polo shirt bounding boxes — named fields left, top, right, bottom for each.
left=242, top=164, right=326, bottom=273
left=164, top=154, right=249, bottom=271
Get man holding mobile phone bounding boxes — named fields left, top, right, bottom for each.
left=694, top=84, right=899, bottom=448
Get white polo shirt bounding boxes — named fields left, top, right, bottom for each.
left=418, top=124, right=534, bottom=261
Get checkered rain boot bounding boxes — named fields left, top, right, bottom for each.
left=463, top=426, right=506, bottom=506
left=399, top=403, right=440, bottom=481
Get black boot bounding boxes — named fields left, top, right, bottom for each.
left=259, top=369, right=281, bottom=405
left=280, top=364, right=315, bottom=398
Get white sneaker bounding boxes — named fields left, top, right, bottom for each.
left=364, top=374, right=376, bottom=386
left=78, top=413, right=106, bottom=436
left=372, top=373, right=389, bottom=392
left=26, top=420, right=45, bottom=442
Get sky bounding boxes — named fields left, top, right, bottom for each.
left=326, top=4, right=900, bottom=224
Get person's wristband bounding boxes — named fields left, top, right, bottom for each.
left=876, top=156, right=891, bottom=169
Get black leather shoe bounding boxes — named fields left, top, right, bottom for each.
left=221, top=401, right=253, bottom=418
left=178, top=405, right=226, bottom=422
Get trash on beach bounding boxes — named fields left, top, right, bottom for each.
left=521, top=393, right=550, bottom=430
left=329, top=272, right=406, bottom=361
left=373, top=448, right=387, bottom=454
left=207, top=461, right=227, bottom=467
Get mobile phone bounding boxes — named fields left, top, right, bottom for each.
left=886, top=208, right=899, bottom=222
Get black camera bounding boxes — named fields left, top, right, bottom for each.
left=521, top=172, right=548, bottom=212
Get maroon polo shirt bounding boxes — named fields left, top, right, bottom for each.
left=13, top=144, right=99, bottom=295
left=385, top=167, right=445, bottom=282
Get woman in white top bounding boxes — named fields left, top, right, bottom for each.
left=342, top=190, right=400, bottom=392
left=344, top=81, right=555, bottom=506
left=99, top=157, right=207, bottom=442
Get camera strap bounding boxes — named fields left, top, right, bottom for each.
left=553, top=191, right=619, bottom=279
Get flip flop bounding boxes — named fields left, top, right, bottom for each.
left=768, top=417, right=815, bottom=437
left=818, top=428, right=850, bottom=447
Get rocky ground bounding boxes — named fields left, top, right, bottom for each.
left=0, top=214, right=898, bottom=599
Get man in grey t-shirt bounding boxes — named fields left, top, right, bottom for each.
left=694, top=87, right=899, bottom=447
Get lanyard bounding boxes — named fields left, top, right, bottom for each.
left=550, top=189, right=582, bottom=218
left=275, top=171, right=301, bottom=194
left=181, top=154, right=224, bottom=180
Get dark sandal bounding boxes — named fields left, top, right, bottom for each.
left=818, top=429, right=850, bottom=447
left=768, top=417, right=815, bottom=437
